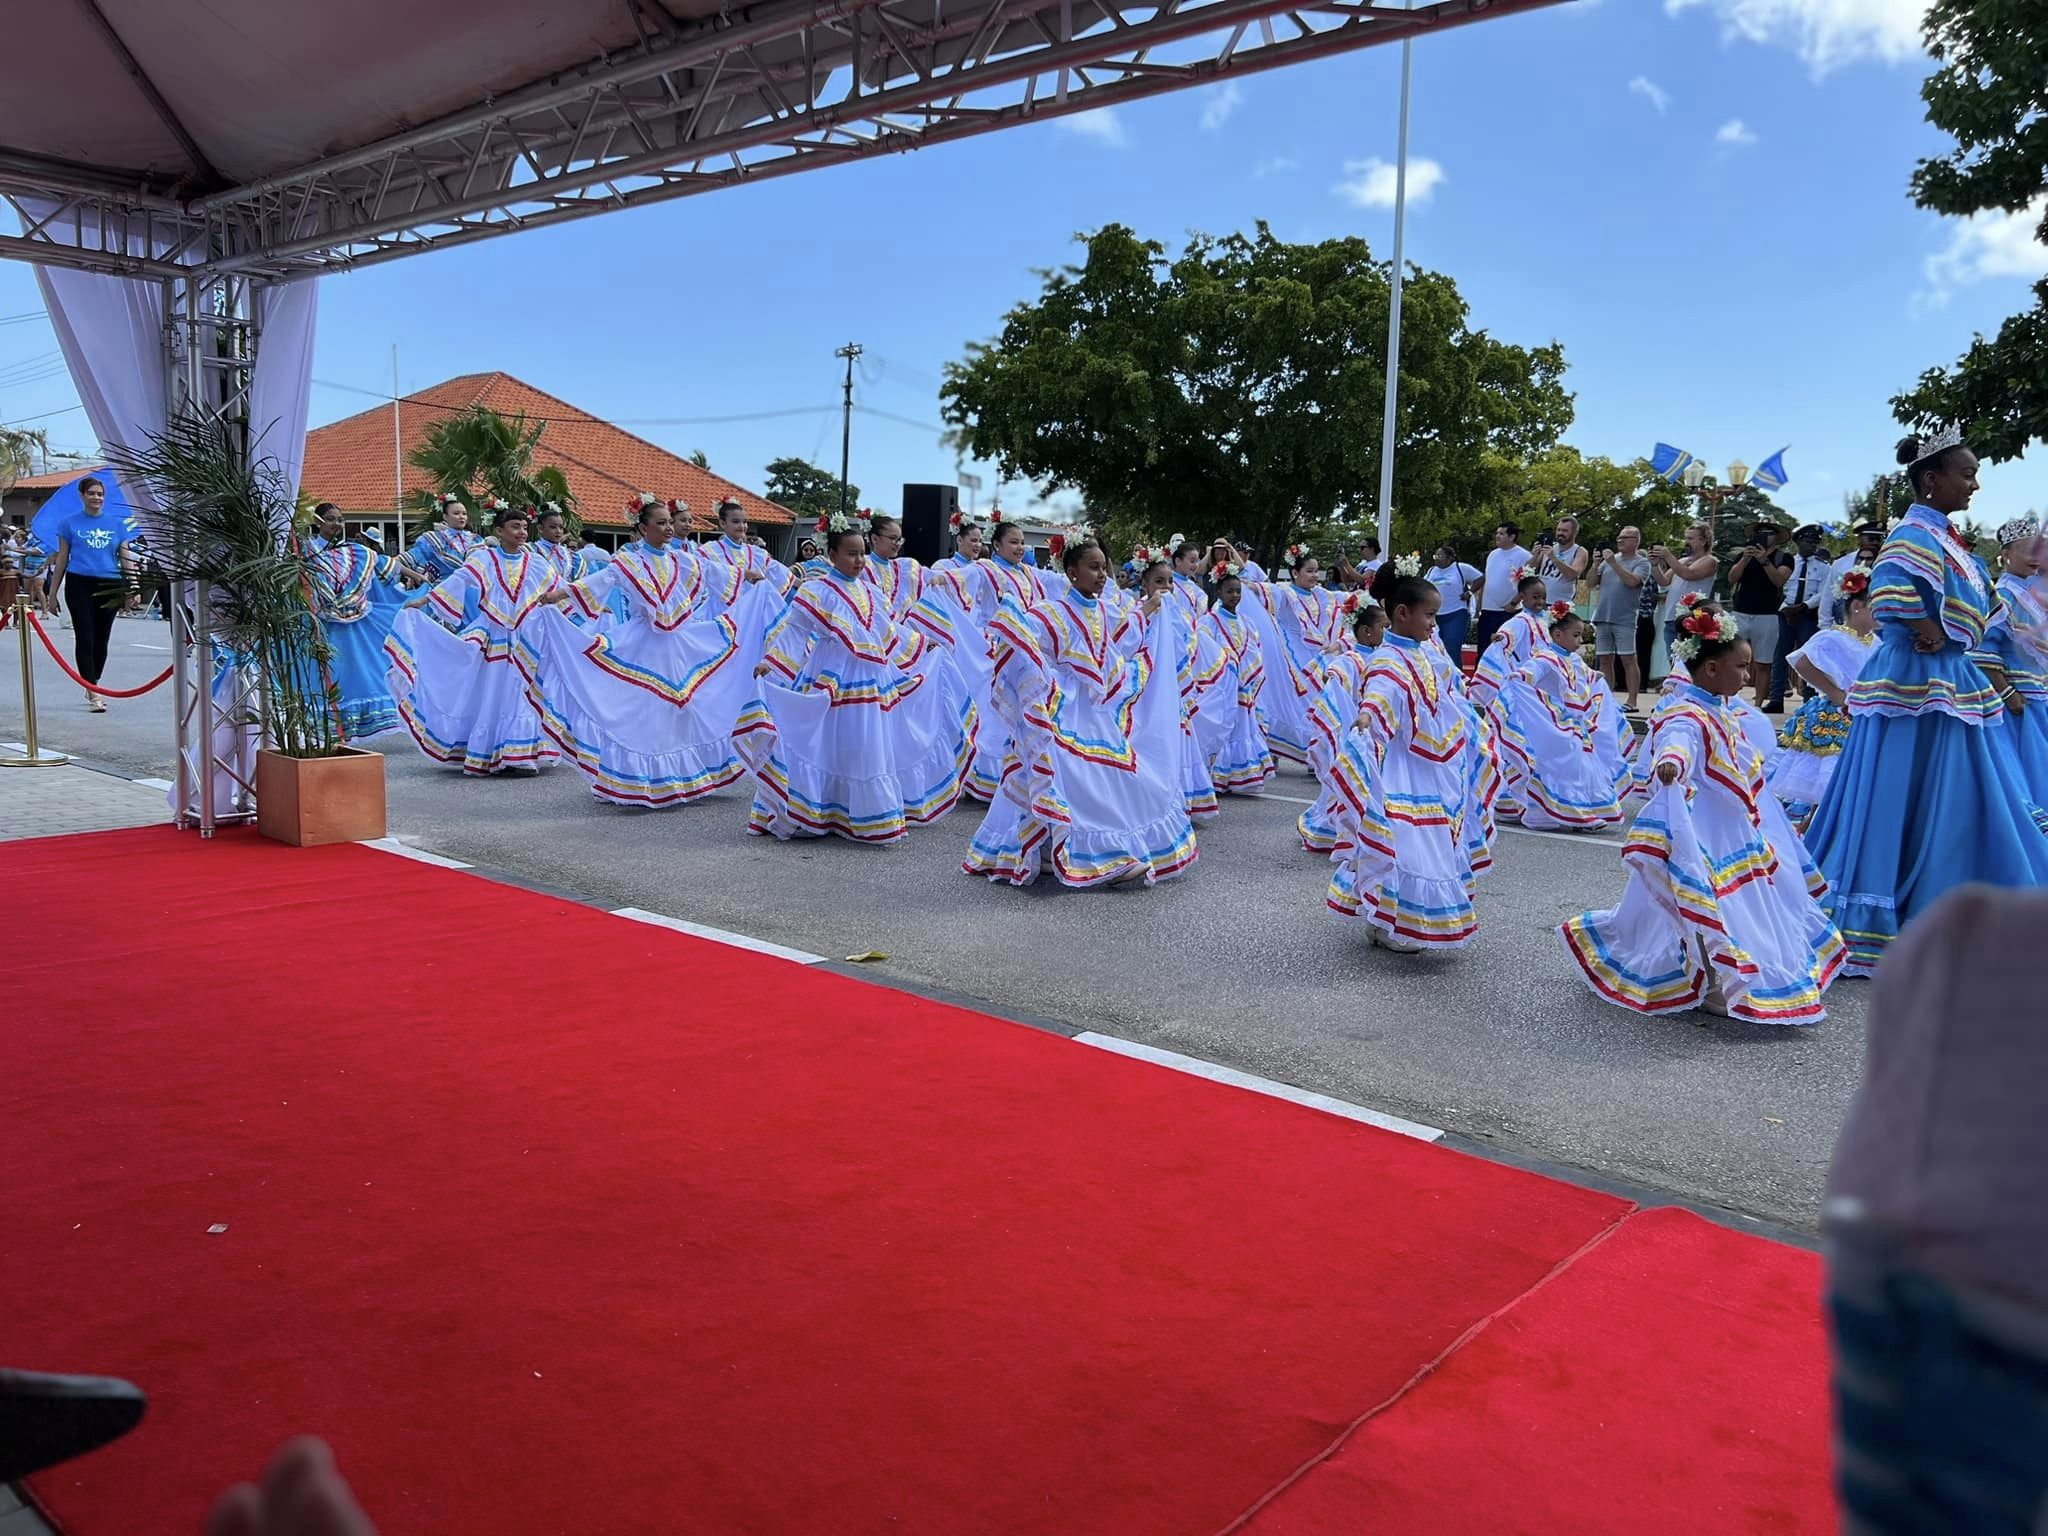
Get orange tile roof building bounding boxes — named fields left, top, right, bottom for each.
left=299, top=371, right=796, bottom=548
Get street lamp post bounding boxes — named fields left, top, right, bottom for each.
left=1682, top=457, right=1751, bottom=535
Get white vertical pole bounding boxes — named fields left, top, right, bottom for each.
left=391, top=343, right=405, bottom=549
left=1375, top=27, right=1413, bottom=558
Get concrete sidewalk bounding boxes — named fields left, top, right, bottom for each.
left=0, top=754, right=172, bottom=842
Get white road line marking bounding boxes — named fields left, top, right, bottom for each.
left=131, top=643, right=170, bottom=652
left=0, top=742, right=26, bottom=753
left=1074, top=1032, right=1444, bottom=1142
left=132, top=776, right=175, bottom=791
left=610, top=907, right=825, bottom=966
left=359, top=837, right=472, bottom=869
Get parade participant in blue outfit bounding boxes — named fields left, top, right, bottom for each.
left=964, top=539, right=1197, bottom=888
left=745, top=515, right=972, bottom=843
left=386, top=504, right=565, bottom=775
left=518, top=497, right=774, bottom=809
left=37, top=474, right=140, bottom=712
left=1198, top=562, right=1276, bottom=796
left=1768, top=572, right=1878, bottom=830
left=304, top=503, right=416, bottom=739
left=1969, top=516, right=2048, bottom=793
left=1562, top=605, right=1843, bottom=1022
left=1806, top=429, right=2048, bottom=977
left=1324, top=576, right=1489, bottom=953
left=406, top=494, right=480, bottom=581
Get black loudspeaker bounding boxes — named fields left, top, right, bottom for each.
left=900, top=483, right=959, bottom=565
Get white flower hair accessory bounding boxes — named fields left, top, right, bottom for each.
left=636, top=491, right=659, bottom=509
left=1280, top=542, right=1312, bottom=571
left=1394, top=552, right=1423, bottom=578
left=814, top=509, right=865, bottom=535
left=484, top=497, right=510, bottom=512
left=1131, top=544, right=1168, bottom=567
left=666, top=498, right=690, bottom=516
left=540, top=501, right=565, bottom=518
left=1209, top=557, right=1243, bottom=581
left=1167, top=533, right=1188, bottom=555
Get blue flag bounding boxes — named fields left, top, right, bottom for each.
left=1649, top=443, right=1698, bottom=484
left=29, top=467, right=140, bottom=553
left=1752, top=448, right=1790, bottom=493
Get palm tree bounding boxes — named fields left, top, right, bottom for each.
left=406, top=405, right=577, bottom=523
left=0, top=423, right=50, bottom=495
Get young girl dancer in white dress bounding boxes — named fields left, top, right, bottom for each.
left=1767, top=572, right=1878, bottom=829
left=1241, top=545, right=1341, bottom=766
left=1494, top=605, right=1627, bottom=833
left=1199, top=563, right=1276, bottom=796
left=1561, top=605, right=1844, bottom=1022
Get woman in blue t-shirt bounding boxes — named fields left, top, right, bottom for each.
left=40, top=476, right=140, bottom=712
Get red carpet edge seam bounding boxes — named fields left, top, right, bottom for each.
left=1212, top=1210, right=1638, bottom=1536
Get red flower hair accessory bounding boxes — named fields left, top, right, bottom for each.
left=1548, top=600, right=1573, bottom=620
left=1837, top=569, right=1870, bottom=600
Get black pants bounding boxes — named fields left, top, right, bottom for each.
left=1635, top=614, right=1658, bottom=684
left=63, top=572, right=122, bottom=685
left=1768, top=608, right=1819, bottom=706
left=1474, top=608, right=1512, bottom=656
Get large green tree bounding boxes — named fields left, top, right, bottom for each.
left=763, top=456, right=858, bottom=522
left=1441, top=448, right=1693, bottom=559
left=407, top=405, right=575, bottom=523
left=1892, top=0, right=2048, bottom=459
left=940, top=223, right=1573, bottom=559
left=0, top=423, right=49, bottom=494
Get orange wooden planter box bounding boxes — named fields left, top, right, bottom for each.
left=255, top=746, right=387, bottom=847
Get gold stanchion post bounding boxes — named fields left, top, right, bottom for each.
left=2, top=595, right=70, bottom=768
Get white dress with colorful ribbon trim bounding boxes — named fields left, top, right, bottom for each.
left=1241, top=579, right=1341, bottom=764
left=1560, top=682, right=1843, bottom=1023
left=964, top=592, right=1198, bottom=888
left=516, top=543, right=778, bottom=808
left=1325, top=633, right=1488, bottom=948
left=1299, top=646, right=1374, bottom=854
left=386, top=546, right=565, bottom=774
left=695, top=534, right=796, bottom=599
left=309, top=543, right=409, bottom=740
left=746, top=566, right=972, bottom=842
left=1494, top=640, right=1626, bottom=831
left=1197, top=601, right=1276, bottom=794
left=1766, top=626, right=1878, bottom=825
left=924, top=554, right=1065, bottom=801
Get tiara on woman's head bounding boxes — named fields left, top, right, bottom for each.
left=1908, top=423, right=1964, bottom=467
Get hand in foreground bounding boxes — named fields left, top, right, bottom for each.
left=1656, top=761, right=1679, bottom=785
left=204, top=1438, right=375, bottom=1536
left=754, top=662, right=773, bottom=677
left=743, top=569, right=765, bottom=584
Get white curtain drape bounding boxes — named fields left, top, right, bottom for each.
left=250, top=280, right=318, bottom=518
left=22, top=199, right=176, bottom=531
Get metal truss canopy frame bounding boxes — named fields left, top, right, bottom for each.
left=0, top=0, right=1556, bottom=285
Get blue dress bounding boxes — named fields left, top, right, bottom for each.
left=309, top=544, right=409, bottom=739
left=1969, top=573, right=2048, bottom=793
left=1806, top=505, right=2048, bottom=976
left=406, top=525, right=479, bottom=582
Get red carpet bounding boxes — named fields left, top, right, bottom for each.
left=1239, top=1206, right=1834, bottom=1534
left=0, top=827, right=1829, bottom=1534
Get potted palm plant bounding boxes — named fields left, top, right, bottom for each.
left=110, top=419, right=386, bottom=847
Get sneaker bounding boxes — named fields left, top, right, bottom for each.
left=1369, top=926, right=1425, bottom=955
left=86, top=689, right=106, bottom=713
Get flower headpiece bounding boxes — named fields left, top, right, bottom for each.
left=1907, top=423, right=1964, bottom=468
left=1547, top=600, right=1573, bottom=621
left=1209, top=557, right=1243, bottom=581
left=1393, top=551, right=1423, bottom=579
left=815, top=509, right=866, bottom=535
left=949, top=510, right=987, bottom=537
left=1836, top=569, right=1871, bottom=601
left=1280, top=542, right=1312, bottom=571
left=1678, top=591, right=1707, bottom=611
left=666, top=498, right=690, bottom=517
left=539, top=501, right=564, bottom=519
left=1131, top=544, right=1168, bottom=567
left=632, top=492, right=658, bottom=512
left=438, top=492, right=465, bottom=511
left=1510, top=564, right=1529, bottom=586
left=484, top=497, right=510, bottom=513
left=1669, top=604, right=1737, bottom=664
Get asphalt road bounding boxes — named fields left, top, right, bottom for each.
left=4, top=614, right=1867, bottom=1230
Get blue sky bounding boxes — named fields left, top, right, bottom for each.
left=4, top=0, right=2043, bottom=531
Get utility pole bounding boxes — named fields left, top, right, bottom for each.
left=834, top=341, right=863, bottom=519
left=392, top=344, right=406, bottom=551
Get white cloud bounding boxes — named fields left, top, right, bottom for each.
left=1628, top=75, right=1672, bottom=114
left=1919, top=194, right=2048, bottom=310
left=1715, top=117, right=1758, bottom=147
left=1254, top=154, right=1299, bottom=179
left=1200, top=82, right=1244, bottom=133
left=1333, top=156, right=1446, bottom=210
left=1057, top=108, right=1128, bottom=148
left=1664, top=0, right=1923, bottom=76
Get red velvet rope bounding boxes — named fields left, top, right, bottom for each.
left=25, top=610, right=175, bottom=697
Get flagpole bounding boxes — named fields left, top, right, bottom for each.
left=1375, top=17, right=1413, bottom=558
